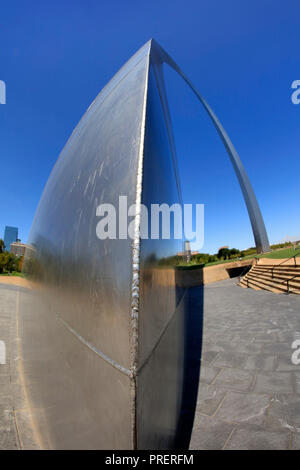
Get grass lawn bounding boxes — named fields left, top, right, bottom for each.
left=177, top=246, right=300, bottom=270
left=0, top=271, right=23, bottom=277
left=257, top=247, right=300, bottom=260
left=205, top=253, right=256, bottom=266
left=177, top=253, right=256, bottom=270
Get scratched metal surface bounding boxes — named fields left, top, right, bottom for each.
left=19, top=43, right=151, bottom=449
left=24, top=46, right=151, bottom=369
left=19, top=39, right=187, bottom=449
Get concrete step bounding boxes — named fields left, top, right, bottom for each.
left=239, top=263, right=300, bottom=295
left=254, top=266, right=300, bottom=272
left=239, top=279, right=263, bottom=291
left=240, top=276, right=271, bottom=290
left=247, top=272, right=300, bottom=289
left=251, top=269, right=300, bottom=281
left=241, top=274, right=300, bottom=294
left=252, top=267, right=300, bottom=276
left=245, top=274, right=290, bottom=292
left=252, top=266, right=300, bottom=273
left=241, top=274, right=284, bottom=292
left=255, top=262, right=300, bottom=266
left=256, top=262, right=300, bottom=266
left=287, top=288, right=300, bottom=295
left=240, top=277, right=283, bottom=293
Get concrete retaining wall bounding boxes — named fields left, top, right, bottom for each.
left=176, top=259, right=255, bottom=288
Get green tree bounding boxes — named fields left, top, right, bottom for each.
left=6, top=253, right=18, bottom=272
left=0, top=252, right=19, bottom=273
left=0, top=239, right=4, bottom=254
left=0, top=253, right=6, bottom=273
left=217, top=247, right=231, bottom=260
left=229, top=248, right=240, bottom=259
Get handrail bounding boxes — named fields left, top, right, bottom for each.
left=241, top=248, right=300, bottom=290
left=256, top=250, right=300, bottom=294
left=255, top=247, right=300, bottom=279
left=279, top=272, right=300, bottom=294
left=240, top=247, right=300, bottom=293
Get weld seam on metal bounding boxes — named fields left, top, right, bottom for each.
left=56, top=314, right=132, bottom=378
left=129, top=51, right=151, bottom=450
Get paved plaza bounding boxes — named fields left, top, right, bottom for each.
left=190, top=279, right=300, bottom=450
left=0, top=279, right=300, bottom=449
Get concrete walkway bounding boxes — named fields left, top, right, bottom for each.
left=190, top=278, right=300, bottom=450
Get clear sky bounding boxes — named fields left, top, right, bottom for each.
left=0, top=0, right=300, bottom=254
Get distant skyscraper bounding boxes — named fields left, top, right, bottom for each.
left=3, top=226, right=18, bottom=252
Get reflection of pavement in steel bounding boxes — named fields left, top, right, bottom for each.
left=190, top=278, right=300, bottom=450
left=2, top=280, right=300, bottom=449
left=0, top=341, right=5, bottom=364
left=0, top=284, right=40, bottom=450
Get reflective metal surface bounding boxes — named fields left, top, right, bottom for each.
left=20, top=42, right=152, bottom=449
left=137, top=67, right=185, bottom=448
left=19, top=39, right=269, bottom=450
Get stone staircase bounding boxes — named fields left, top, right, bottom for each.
left=239, top=263, right=300, bottom=294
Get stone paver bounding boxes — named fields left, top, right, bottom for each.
left=190, top=278, right=300, bottom=450
left=244, top=355, right=276, bottom=371
left=198, top=365, right=221, bottom=385
left=225, top=426, right=291, bottom=450
left=195, top=383, right=227, bottom=416
left=216, top=391, right=270, bottom=426
left=189, top=414, right=234, bottom=450
left=254, top=372, right=294, bottom=394
left=214, top=368, right=254, bottom=392
left=265, top=395, right=300, bottom=432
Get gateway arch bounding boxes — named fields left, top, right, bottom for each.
left=150, top=39, right=270, bottom=254
left=20, top=40, right=269, bottom=450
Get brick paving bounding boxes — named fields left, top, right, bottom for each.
left=190, top=279, right=300, bottom=450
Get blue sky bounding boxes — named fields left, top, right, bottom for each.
left=0, top=0, right=299, bottom=254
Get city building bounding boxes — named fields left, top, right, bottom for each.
left=177, top=250, right=199, bottom=257
left=10, top=242, right=29, bottom=258
left=3, top=226, right=18, bottom=252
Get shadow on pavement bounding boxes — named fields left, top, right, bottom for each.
left=175, top=285, right=204, bottom=448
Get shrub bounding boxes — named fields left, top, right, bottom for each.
left=241, top=247, right=256, bottom=257
left=0, top=252, right=20, bottom=273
